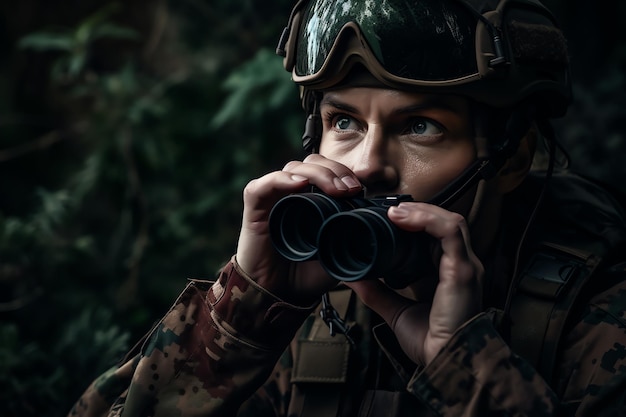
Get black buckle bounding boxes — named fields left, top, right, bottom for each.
left=320, top=293, right=355, bottom=347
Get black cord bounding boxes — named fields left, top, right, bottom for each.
left=450, top=0, right=509, bottom=66
left=504, top=118, right=556, bottom=311
left=302, top=93, right=322, bottom=154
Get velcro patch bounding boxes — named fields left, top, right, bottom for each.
left=508, top=21, right=569, bottom=65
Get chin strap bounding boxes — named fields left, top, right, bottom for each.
left=428, top=105, right=535, bottom=208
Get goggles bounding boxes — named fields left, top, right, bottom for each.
left=279, top=0, right=504, bottom=88
left=277, top=0, right=571, bottom=115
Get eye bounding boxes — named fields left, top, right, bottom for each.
left=409, top=118, right=442, bottom=136
left=333, top=115, right=358, bottom=130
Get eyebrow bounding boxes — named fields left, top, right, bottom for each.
left=319, top=96, right=360, bottom=114
left=320, top=94, right=464, bottom=116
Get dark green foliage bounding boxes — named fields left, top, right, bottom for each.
left=0, top=1, right=300, bottom=415
left=0, top=309, right=129, bottom=416
left=0, top=1, right=624, bottom=416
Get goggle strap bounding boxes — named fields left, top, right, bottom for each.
left=276, top=0, right=308, bottom=59
left=276, top=26, right=289, bottom=57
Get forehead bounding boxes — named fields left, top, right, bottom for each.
left=320, top=87, right=471, bottom=116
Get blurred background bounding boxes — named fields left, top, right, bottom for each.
left=0, top=1, right=624, bottom=415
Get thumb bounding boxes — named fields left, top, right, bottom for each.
left=346, top=280, right=411, bottom=325
left=347, top=280, right=429, bottom=331
left=347, top=280, right=430, bottom=364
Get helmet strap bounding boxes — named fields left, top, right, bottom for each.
left=301, top=91, right=322, bottom=154
left=427, top=105, right=534, bottom=208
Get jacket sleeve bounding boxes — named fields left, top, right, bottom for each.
left=406, top=275, right=626, bottom=417
left=68, top=257, right=315, bottom=417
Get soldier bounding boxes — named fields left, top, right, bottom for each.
left=70, top=0, right=626, bottom=416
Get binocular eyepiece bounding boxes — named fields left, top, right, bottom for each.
left=268, top=192, right=432, bottom=288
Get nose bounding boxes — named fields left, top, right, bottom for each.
left=349, top=124, right=399, bottom=195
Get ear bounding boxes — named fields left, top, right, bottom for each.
left=496, top=130, right=537, bottom=194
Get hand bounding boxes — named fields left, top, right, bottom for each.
left=236, top=154, right=363, bottom=304
left=347, top=202, right=484, bottom=365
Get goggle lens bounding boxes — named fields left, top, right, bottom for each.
left=295, top=0, right=480, bottom=82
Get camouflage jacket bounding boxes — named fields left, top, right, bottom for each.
left=69, top=173, right=626, bottom=417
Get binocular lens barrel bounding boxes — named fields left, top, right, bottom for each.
left=269, top=193, right=428, bottom=287
left=317, top=208, right=394, bottom=281
left=269, top=193, right=343, bottom=261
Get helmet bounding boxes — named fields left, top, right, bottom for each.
left=276, top=0, right=571, bottom=207
left=277, top=0, right=571, bottom=118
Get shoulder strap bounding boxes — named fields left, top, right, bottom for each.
left=290, top=288, right=356, bottom=417
left=506, top=170, right=626, bottom=384
left=508, top=241, right=603, bottom=383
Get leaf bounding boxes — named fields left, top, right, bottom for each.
left=18, top=32, right=74, bottom=52
left=210, top=48, right=292, bottom=128
left=90, top=23, right=139, bottom=42
left=74, top=2, right=122, bottom=43
left=67, top=53, right=87, bottom=77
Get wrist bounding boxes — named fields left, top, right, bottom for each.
left=208, top=256, right=317, bottom=348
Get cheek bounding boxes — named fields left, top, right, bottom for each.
left=318, top=140, right=334, bottom=159
left=399, top=141, right=476, bottom=201
left=318, top=137, right=354, bottom=165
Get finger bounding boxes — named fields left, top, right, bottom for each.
left=387, top=202, right=466, bottom=238
left=242, top=171, right=311, bottom=226
left=388, top=203, right=477, bottom=261
left=301, top=153, right=362, bottom=180
left=283, top=155, right=362, bottom=195
left=387, top=202, right=482, bottom=296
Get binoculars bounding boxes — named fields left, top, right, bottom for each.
left=268, top=192, right=432, bottom=288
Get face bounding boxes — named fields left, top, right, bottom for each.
left=318, top=88, right=476, bottom=203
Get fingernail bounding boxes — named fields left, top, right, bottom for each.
left=333, top=177, right=349, bottom=190
left=340, top=176, right=361, bottom=189
left=291, top=174, right=308, bottom=182
left=389, top=206, right=409, bottom=217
